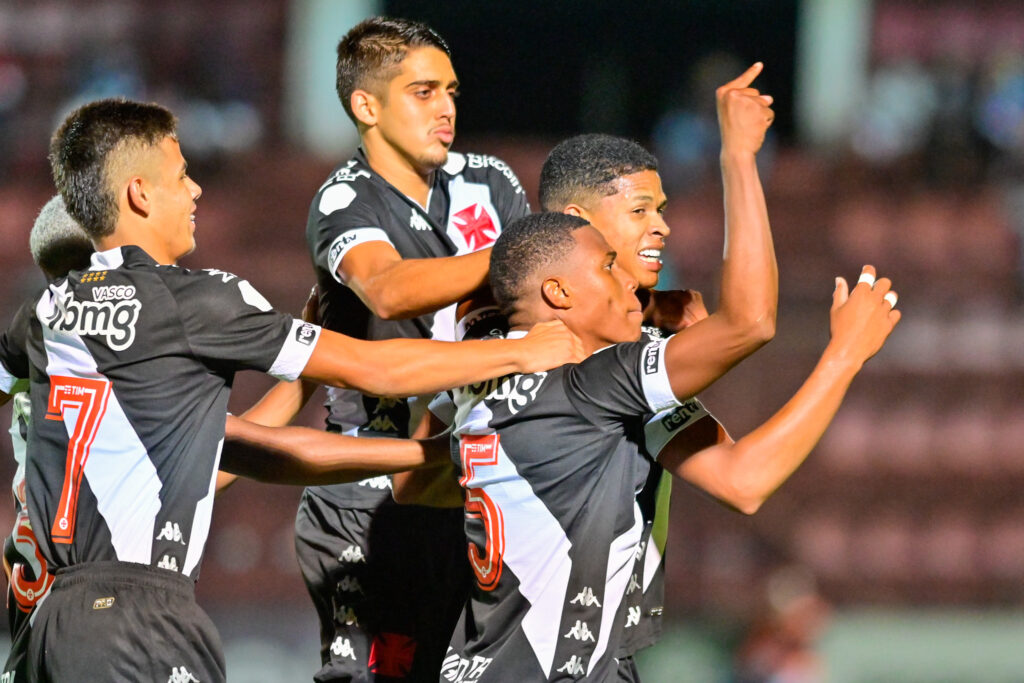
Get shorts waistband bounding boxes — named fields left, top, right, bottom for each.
left=53, top=561, right=195, bottom=597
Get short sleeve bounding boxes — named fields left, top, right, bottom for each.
left=176, top=271, right=322, bottom=381
left=488, top=159, right=531, bottom=225
left=565, top=337, right=682, bottom=423
left=643, top=398, right=715, bottom=457
left=0, top=300, right=33, bottom=393
left=310, top=182, right=394, bottom=284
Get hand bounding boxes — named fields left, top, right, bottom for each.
left=829, top=265, right=901, bottom=366
left=644, top=289, right=708, bottom=332
left=717, top=62, right=774, bottom=156
left=517, top=320, right=586, bottom=373
left=301, top=285, right=320, bottom=324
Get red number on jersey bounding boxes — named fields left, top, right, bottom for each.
left=45, top=375, right=112, bottom=544
left=459, top=433, right=505, bottom=591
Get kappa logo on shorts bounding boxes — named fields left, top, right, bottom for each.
left=357, top=475, right=391, bottom=490
left=627, top=572, right=641, bottom=595
left=330, top=636, right=357, bottom=660
left=338, top=545, right=366, bottom=563
left=336, top=604, right=359, bottom=626
left=92, top=596, right=115, bottom=610
left=625, top=606, right=642, bottom=628
left=167, top=667, right=200, bottom=683
left=441, top=649, right=493, bottom=682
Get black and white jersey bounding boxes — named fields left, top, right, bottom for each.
left=441, top=334, right=685, bottom=682
left=0, top=246, right=320, bottom=580
left=305, top=148, right=529, bottom=508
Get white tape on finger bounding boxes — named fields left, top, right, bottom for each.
left=858, top=272, right=876, bottom=287
left=884, top=291, right=898, bottom=308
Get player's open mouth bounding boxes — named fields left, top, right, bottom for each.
left=638, top=248, right=662, bottom=265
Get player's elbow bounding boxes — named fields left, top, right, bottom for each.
left=361, top=285, right=417, bottom=321
left=715, top=471, right=771, bottom=515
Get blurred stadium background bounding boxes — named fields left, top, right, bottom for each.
left=2, top=1, right=1024, bottom=680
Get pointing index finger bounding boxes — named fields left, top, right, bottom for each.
left=723, top=62, right=763, bottom=90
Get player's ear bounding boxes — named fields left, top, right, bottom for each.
left=125, top=175, right=150, bottom=218
left=541, top=276, right=572, bottom=310
left=351, top=90, right=380, bottom=127
left=562, top=204, right=587, bottom=220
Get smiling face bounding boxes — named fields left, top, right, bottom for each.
left=579, top=170, right=670, bottom=291
left=558, top=225, right=644, bottom=350
left=142, top=136, right=202, bottom=264
left=370, top=46, right=458, bottom=175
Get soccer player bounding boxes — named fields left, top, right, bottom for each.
left=2, top=195, right=93, bottom=683
left=295, top=17, right=531, bottom=682
left=0, top=99, right=579, bottom=682
left=441, top=212, right=899, bottom=682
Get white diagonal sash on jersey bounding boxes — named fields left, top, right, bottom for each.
left=589, top=503, right=643, bottom=675
left=182, top=438, right=221, bottom=575
left=38, top=291, right=161, bottom=564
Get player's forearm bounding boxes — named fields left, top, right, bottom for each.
left=717, top=149, right=777, bottom=344
left=675, top=346, right=859, bottom=514
left=392, top=461, right=463, bottom=508
left=239, top=378, right=318, bottom=427
left=304, top=323, right=580, bottom=398
left=357, top=249, right=491, bottom=320
left=221, top=417, right=436, bottom=485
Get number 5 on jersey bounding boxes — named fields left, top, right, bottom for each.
left=45, top=375, right=112, bottom=544
left=459, top=433, right=505, bottom=591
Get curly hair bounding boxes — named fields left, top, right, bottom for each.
left=539, top=134, right=658, bottom=211
left=490, top=212, right=591, bottom=313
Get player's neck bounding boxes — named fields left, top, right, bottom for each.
left=509, top=311, right=605, bottom=358
left=98, top=224, right=177, bottom=266
left=362, top=139, right=434, bottom=209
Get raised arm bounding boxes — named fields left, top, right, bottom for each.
left=663, top=266, right=900, bottom=514
left=301, top=319, right=583, bottom=398
left=221, top=417, right=451, bottom=485
left=341, top=242, right=492, bottom=320
left=662, top=62, right=778, bottom=398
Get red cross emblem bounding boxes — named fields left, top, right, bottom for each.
left=451, top=204, right=498, bottom=250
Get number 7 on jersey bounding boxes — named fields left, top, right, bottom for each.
left=45, top=375, right=112, bottom=544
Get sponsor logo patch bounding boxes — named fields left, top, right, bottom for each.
left=441, top=649, right=493, bottom=682
left=462, top=372, right=546, bottom=415
left=92, top=596, right=115, bottom=610
left=45, top=291, right=140, bottom=351
left=660, top=400, right=703, bottom=432
left=643, top=343, right=661, bottom=376
left=295, top=322, right=316, bottom=346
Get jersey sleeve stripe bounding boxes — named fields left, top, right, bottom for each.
left=639, top=339, right=682, bottom=413
left=643, top=398, right=712, bottom=457
left=327, top=228, right=394, bottom=284
left=268, top=319, right=322, bottom=381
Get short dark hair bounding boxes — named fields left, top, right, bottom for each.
left=30, top=195, right=94, bottom=279
left=490, top=212, right=590, bottom=313
left=539, top=134, right=658, bottom=211
left=49, top=98, right=177, bottom=240
left=336, top=16, right=451, bottom=123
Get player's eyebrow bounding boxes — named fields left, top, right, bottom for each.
left=406, top=79, right=460, bottom=90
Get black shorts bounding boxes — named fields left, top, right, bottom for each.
left=295, top=490, right=470, bottom=682
left=26, top=561, right=225, bottom=683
